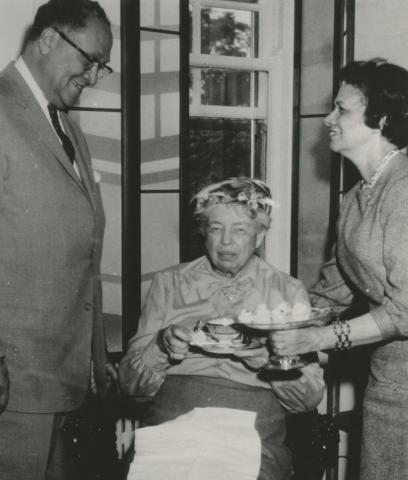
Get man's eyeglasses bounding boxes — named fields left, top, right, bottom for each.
left=53, top=28, right=113, bottom=80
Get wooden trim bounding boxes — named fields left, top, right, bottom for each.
left=327, top=0, right=346, bottom=257
left=70, top=107, right=121, bottom=113
left=140, top=27, right=180, bottom=35
left=192, top=0, right=259, bottom=12
left=179, top=0, right=191, bottom=263
left=325, top=4, right=356, bottom=480
left=190, top=104, right=267, bottom=119
left=290, top=0, right=302, bottom=277
left=141, top=189, right=180, bottom=194
left=327, top=0, right=356, bottom=256
left=346, top=0, right=355, bottom=62
left=121, top=0, right=141, bottom=349
left=299, top=113, right=329, bottom=118
left=190, top=53, right=274, bottom=70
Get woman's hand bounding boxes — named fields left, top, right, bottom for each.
left=269, top=326, right=326, bottom=356
left=233, top=346, right=270, bottom=370
left=0, top=356, right=10, bottom=414
left=158, top=325, right=192, bottom=361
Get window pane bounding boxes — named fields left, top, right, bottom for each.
left=141, top=29, right=180, bottom=191
left=201, top=7, right=258, bottom=57
left=254, top=120, right=267, bottom=180
left=191, top=68, right=263, bottom=107
left=201, top=69, right=251, bottom=106
left=189, top=117, right=251, bottom=189
left=183, top=117, right=266, bottom=260
left=141, top=0, right=179, bottom=31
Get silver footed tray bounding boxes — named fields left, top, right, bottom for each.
left=236, top=307, right=333, bottom=331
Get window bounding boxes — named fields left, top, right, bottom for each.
left=183, top=0, right=295, bottom=271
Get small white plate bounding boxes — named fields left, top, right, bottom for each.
left=190, top=338, right=261, bottom=355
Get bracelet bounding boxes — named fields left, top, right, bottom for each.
left=332, top=319, right=352, bottom=351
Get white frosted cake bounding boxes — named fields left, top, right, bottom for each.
left=238, top=302, right=311, bottom=325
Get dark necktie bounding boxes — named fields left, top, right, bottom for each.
left=47, top=104, right=75, bottom=163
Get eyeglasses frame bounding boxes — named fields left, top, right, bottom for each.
left=53, top=27, right=113, bottom=79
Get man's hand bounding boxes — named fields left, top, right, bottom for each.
left=90, top=360, right=118, bottom=395
left=158, top=325, right=192, bottom=361
left=0, top=356, right=10, bottom=414
left=106, top=361, right=118, bottom=392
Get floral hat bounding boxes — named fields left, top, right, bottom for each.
left=192, top=177, right=274, bottom=218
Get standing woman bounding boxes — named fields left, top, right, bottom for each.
left=270, top=58, right=408, bottom=479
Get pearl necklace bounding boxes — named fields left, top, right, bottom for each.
left=360, top=148, right=399, bottom=189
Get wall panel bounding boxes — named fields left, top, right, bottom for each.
left=140, top=0, right=181, bottom=302
left=355, top=0, right=408, bottom=69
left=300, top=0, right=335, bottom=115
left=296, top=0, right=334, bottom=288
left=297, top=117, right=332, bottom=287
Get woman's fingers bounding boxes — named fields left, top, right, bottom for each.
left=233, top=347, right=269, bottom=369
left=163, top=325, right=192, bottom=359
left=269, top=328, right=320, bottom=355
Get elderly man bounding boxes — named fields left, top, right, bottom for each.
left=0, top=0, right=113, bottom=478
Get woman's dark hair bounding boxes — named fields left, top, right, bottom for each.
left=339, top=58, right=408, bottom=149
left=29, top=0, right=110, bottom=40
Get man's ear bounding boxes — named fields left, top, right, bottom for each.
left=255, top=228, right=266, bottom=249
left=38, top=27, right=58, bottom=55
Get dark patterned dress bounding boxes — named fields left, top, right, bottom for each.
left=310, top=154, right=408, bottom=479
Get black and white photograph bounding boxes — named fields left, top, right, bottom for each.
left=0, top=1, right=407, bottom=479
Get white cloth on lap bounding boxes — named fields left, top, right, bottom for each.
left=128, top=407, right=261, bottom=480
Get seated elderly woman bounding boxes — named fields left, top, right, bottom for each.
left=119, top=177, right=325, bottom=480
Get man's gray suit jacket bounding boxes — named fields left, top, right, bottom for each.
left=0, top=62, right=107, bottom=413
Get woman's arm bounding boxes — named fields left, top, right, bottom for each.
left=270, top=312, right=382, bottom=356
left=308, top=254, right=354, bottom=309
left=376, top=176, right=408, bottom=339
left=118, top=273, right=174, bottom=400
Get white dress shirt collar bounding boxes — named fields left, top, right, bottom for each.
left=15, top=56, right=80, bottom=174
left=15, top=56, right=52, bottom=126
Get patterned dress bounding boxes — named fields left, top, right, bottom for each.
left=309, top=154, right=408, bottom=479
left=120, top=255, right=319, bottom=480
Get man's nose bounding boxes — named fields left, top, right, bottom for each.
left=84, top=65, right=99, bottom=86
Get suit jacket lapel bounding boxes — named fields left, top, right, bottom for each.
left=3, top=63, right=88, bottom=195
left=61, top=113, right=97, bottom=210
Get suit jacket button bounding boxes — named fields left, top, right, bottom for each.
left=85, top=302, right=92, bottom=311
